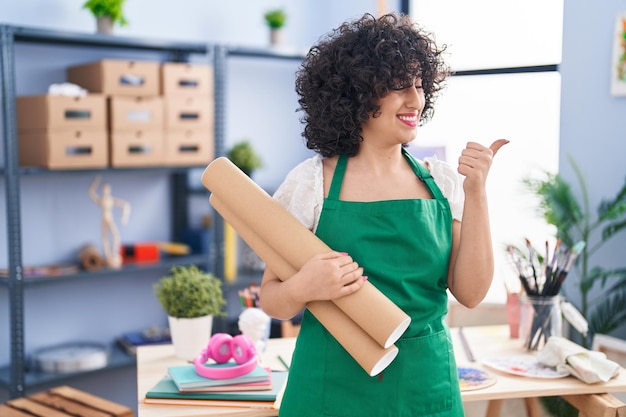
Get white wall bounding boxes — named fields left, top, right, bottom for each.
left=559, top=1, right=626, bottom=339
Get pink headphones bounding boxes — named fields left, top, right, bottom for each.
left=193, top=333, right=258, bottom=379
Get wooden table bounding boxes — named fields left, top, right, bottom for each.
left=137, top=325, right=626, bottom=417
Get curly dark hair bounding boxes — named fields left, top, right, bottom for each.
left=295, top=13, right=449, bottom=157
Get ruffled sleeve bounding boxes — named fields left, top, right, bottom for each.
left=272, top=156, right=324, bottom=232
left=423, top=155, right=465, bottom=221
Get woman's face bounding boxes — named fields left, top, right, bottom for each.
left=361, top=78, right=425, bottom=146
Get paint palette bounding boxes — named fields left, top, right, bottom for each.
left=482, top=355, right=569, bottom=379
left=457, top=367, right=497, bottom=391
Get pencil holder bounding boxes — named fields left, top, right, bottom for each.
left=519, top=295, right=562, bottom=351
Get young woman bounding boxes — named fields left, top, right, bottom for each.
left=260, top=12, right=508, bottom=416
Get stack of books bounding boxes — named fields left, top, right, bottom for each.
left=144, top=360, right=288, bottom=410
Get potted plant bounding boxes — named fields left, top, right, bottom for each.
left=226, top=140, right=263, bottom=177
left=154, top=265, right=226, bottom=360
left=83, top=0, right=129, bottom=34
left=263, top=8, right=287, bottom=46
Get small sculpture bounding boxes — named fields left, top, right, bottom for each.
left=89, top=175, right=131, bottom=269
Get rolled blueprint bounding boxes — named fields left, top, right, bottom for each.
left=202, top=157, right=410, bottom=348
left=211, top=195, right=398, bottom=376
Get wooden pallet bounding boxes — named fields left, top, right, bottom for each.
left=0, top=385, right=134, bottom=417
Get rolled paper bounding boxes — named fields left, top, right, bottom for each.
left=78, top=244, right=105, bottom=271
left=202, top=157, right=410, bottom=349
left=211, top=195, right=398, bottom=376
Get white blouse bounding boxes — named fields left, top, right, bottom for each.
left=273, top=155, right=465, bottom=233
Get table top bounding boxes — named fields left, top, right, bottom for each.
left=136, top=325, right=626, bottom=416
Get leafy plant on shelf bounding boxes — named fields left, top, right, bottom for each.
left=524, top=157, right=626, bottom=348
left=154, top=265, right=226, bottom=319
left=83, top=0, right=129, bottom=27
left=264, top=8, right=287, bottom=29
left=227, top=140, right=263, bottom=177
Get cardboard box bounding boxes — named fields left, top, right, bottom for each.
left=18, top=129, right=108, bottom=169
left=164, top=128, right=214, bottom=166
left=109, top=130, right=164, bottom=167
left=161, top=62, right=213, bottom=96
left=108, top=96, right=164, bottom=131
left=67, top=59, right=160, bottom=96
left=164, top=96, right=213, bottom=129
left=17, top=95, right=106, bottom=130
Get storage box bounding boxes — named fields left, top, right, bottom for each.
left=161, top=62, right=213, bottom=96
left=67, top=59, right=160, bottom=96
left=164, top=96, right=213, bottom=129
left=108, top=96, right=164, bottom=131
left=17, top=94, right=106, bottom=130
left=109, top=130, right=164, bottom=167
left=164, top=128, right=214, bottom=166
left=19, top=129, right=108, bottom=169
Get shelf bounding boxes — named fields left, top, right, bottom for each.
left=0, top=343, right=135, bottom=390
left=3, top=24, right=208, bottom=54
left=0, top=254, right=211, bottom=287
left=223, top=44, right=306, bottom=61
left=0, top=165, right=206, bottom=177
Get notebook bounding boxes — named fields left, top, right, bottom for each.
left=168, top=362, right=270, bottom=390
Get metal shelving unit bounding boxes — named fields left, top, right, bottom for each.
left=210, top=44, right=305, bottom=277
left=0, top=24, right=211, bottom=398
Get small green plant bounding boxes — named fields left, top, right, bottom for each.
left=264, top=8, right=287, bottom=29
left=83, top=0, right=129, bottom=27
left=154, top=265, right=226, bottom=319
left=227, top=141, right=263, bottom=176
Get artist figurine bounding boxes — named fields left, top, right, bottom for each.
left=89, top=175, right=131, bottom=269
left=260, top=13, right=508, bottom=416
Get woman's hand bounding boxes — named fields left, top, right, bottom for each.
left=457, top=139, right=509, bottom=194
left=291, top=251, right=366, bottom=304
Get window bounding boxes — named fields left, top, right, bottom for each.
left=404, top=0, right=564, bottom=303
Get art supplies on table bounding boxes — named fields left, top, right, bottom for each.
left=457, top=367, right=497, bottom=391
left=506, top=238, right=586, bottom=350
left=239, top=282, right=261, bottom=308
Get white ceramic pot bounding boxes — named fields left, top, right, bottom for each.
left=167, top=315, right=213, bottom=361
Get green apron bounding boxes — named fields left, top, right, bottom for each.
left=279, top=149, right=464, bottom=417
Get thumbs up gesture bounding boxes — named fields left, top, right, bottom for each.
left=457, top=139, right=509, bottom=194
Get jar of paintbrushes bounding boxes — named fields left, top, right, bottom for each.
left=506, top=238, right=586, bottom=351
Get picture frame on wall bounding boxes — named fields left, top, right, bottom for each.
left=611, top=12, right=626, bottom=96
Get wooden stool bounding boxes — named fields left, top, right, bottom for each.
left=0, top=385, right=134, bottom=417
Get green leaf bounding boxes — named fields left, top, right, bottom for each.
left=588, top=289, right=626, bottom=338
left=153, top=265, right=226, bottom=318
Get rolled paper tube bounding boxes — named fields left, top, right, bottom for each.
left=202, top=157, right=410, bottom=349
left=211, top=195, right=399, bottom=376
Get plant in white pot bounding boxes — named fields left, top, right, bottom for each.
left=263, top=8, right=287, bottom=47
left=82, top=0, right=129, bottom=34
left=154, top=265, right=226, bottom=361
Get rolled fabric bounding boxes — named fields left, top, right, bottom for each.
left=202, top=157, right=410, bottom=349
left=211, top=195, right=398, bottom=376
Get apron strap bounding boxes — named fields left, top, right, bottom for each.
left=401, top=148, right=446, bottom=201
left=327, top=154, right=348, bottom=200
left=328, top=150, right=447, bottom=201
